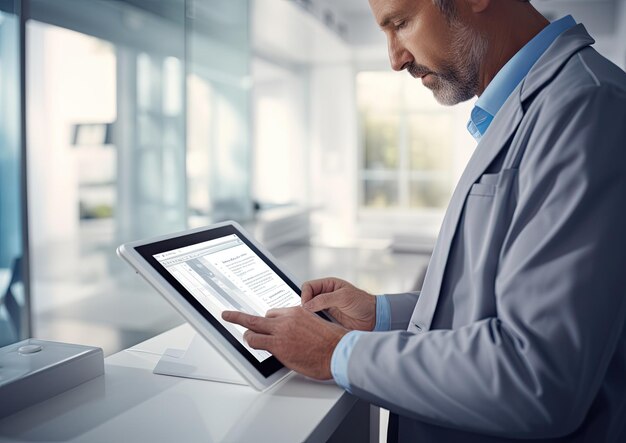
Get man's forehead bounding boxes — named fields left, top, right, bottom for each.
left=369, top=0, right=423, bottom=26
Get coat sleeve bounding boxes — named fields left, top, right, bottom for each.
left=387, top=292, right=420, bottom=330
left=344, top=85, right=626, bottom=439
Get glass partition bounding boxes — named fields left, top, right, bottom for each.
left=26, top=0, right=251, bottom=354
left=0, top=0, right=28, bottom=346
left=186, top=0, right=252, bottom=226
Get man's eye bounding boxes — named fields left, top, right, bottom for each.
left=394, top=20, right=407, bottom=30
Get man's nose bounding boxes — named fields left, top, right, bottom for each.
left=388, top=38, right=413, bottom=71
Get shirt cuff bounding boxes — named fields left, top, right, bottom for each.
left=331, top=330, right=366, bottom=393
left=374, top=295, right=391, bottom=331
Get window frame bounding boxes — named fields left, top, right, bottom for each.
left=354, top=66, right=476, bottom=238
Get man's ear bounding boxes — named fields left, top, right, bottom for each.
left=463, top=0, right=491, bottom=14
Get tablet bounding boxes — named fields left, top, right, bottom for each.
left=117, top=221, right=320, bottom=391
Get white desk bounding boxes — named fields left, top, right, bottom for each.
left=0, top=241, right=426, bottom=441
left=0, top=323, right=367, bottom=443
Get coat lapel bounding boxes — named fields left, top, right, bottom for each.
left=410, top=24, right=596, bottom=332
left=411, top=93, right=524, bottom=332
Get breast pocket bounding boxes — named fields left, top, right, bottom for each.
left=463, top=168, right=519, bottom=286
left=469, top=183, right=496, bottom=197
left=468, top=172, right=501, bottom=197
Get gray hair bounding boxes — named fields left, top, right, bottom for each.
left=432, top=0, right=457, bottom=19
left=433, top=0, right=531, bottom=20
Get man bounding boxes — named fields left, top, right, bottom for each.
left=223, top=0, right=626, bottom=440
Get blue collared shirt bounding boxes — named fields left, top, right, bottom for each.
left=331, top=15, right=578, bottom=392
left=331, top=295, right=391, bottom=392
left=467, top=15, right=577, bottom=141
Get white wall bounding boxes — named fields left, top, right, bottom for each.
left=252, top=0, right=359, bottom=243
left=252, top=58, right=310, bottom=206
left=614, top=0, right=626, bottom=69
left=309, top=64, right=359, bottom=245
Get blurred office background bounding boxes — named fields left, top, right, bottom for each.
left=1, top=0, right=625, bottom=356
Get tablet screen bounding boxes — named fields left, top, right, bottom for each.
left=133, top=224, right=310, bottom=377
left=153, top=234, right=300, bottom=362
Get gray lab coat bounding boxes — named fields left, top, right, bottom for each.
left=347, top=24, right=626, bottom=442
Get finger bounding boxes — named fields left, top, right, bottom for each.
left=301, top=278, right=343, bottom=305
left=243, top=330, right=274, bottom=351
left=222, top=311, right=274, bottom=334
left=326, top=306, right=348, bottom=324
left=265, top=307, right=294, bottom=318
left=303, top=291, right=342, bottom=313
left=301, top=280, right=321, bottom=305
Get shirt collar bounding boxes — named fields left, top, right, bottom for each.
left=467, top=15, right=577, bottom=141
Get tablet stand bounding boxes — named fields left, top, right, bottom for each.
left=153, top=333, right=248, bottom=386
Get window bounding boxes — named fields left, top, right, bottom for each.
left=357, top=71, right=472, bottom=216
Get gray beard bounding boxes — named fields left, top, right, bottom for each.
left=429, top=21, right=488, bottom=106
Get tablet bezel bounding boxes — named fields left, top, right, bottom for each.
left=117, top=221, right=309, bottom=391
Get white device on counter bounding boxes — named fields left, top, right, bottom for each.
left=0, top=339, right=104, bottom=418
left=117, top=220, right=330, bottom=391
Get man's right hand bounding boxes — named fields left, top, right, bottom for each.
left=301, top=278, right=377, bottom=331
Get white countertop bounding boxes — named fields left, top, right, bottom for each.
left=0, top=323, right=357, bottom=443
left=0, top=235, right=427, bottom=442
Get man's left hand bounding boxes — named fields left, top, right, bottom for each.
left=222, top=307, right=348, bottom=380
